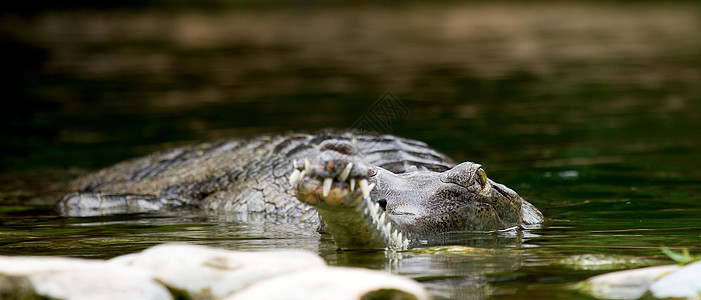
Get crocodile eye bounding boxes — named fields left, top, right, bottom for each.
left=476, top=168, right=487, bottom=186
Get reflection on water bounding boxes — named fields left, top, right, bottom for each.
left=2, top=2, right=701, bottom=299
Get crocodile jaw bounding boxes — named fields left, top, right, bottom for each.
left=292, top=160, right=411, bottom=250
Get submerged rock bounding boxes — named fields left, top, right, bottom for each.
left=410, top=245, right=480, bottom=255
left=0, top=243, right=429, bottom=300
left=554, top=254, right=656, bottom=271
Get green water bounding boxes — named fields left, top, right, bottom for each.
left=2, top=2, right=701, bottom=299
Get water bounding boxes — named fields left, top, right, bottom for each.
left=2, top=2, right=701, bottom=299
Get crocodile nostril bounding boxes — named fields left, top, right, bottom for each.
left=377, top=198, right=387, bottom=211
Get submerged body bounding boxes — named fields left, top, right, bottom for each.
left=60, top=130, right=543, bottom=249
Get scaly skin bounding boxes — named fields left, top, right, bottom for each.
left=59, top=130, right=543, bottom=250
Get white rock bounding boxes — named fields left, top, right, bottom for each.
left=650, top=260, right=701, bottom=298
left=1, top=243, right=430, bottom=300
left=108, top=243, right=327, bottom=299
left=582, top=264, right=680, bottom=299
left=227, top=266, right=430, bottom=300
left=0, top=256, right=172, bottom=300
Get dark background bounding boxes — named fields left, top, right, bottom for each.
left=1, top=1, right=700, bottom=205
left=2, top=3, right=701, bottom=299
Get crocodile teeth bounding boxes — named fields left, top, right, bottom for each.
left=367, top=182, right=375, bottom=193
left=322, top=178, right=333, bottom=197
left=395, top=231, right=402, bottom=242
left=304, top=159, right=312, bottom=175
left=349, top=178, right=356, bottom=192
left=288, top=169, right=302, bottom=186
left=337, top=162, right=353, bottom=182
left=359, top=179, right=370, bottom=199
left=292, top=159, right=299, bottom=169
left=384, top=223, right=392, bottom=235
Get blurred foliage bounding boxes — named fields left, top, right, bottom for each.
left=661, top=247, right=701, bottom=266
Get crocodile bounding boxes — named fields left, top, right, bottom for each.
left=59, top=130, right=543, bottom=250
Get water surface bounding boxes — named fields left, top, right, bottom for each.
left=1, top=2, right=701, bottom=299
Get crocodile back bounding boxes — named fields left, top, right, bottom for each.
left=69, top=130, right=455, bottom=217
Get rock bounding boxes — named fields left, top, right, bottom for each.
left=108, top=243, right=327, bottom=299
left=0, top=256, right=172, bottom=300
left=554, top=254, right=656, bottom=271
left=411, top=245, right=479, bottom=255
left=0, top=243, right=430, bottom=300
left=227, top=267, right=430, bottom=300
left=578, top=264, right=680, bottom=299
left=650, top=260, right=701, bottom=299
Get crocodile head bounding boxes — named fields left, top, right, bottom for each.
left=291, top=139, right=544, bottom=250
